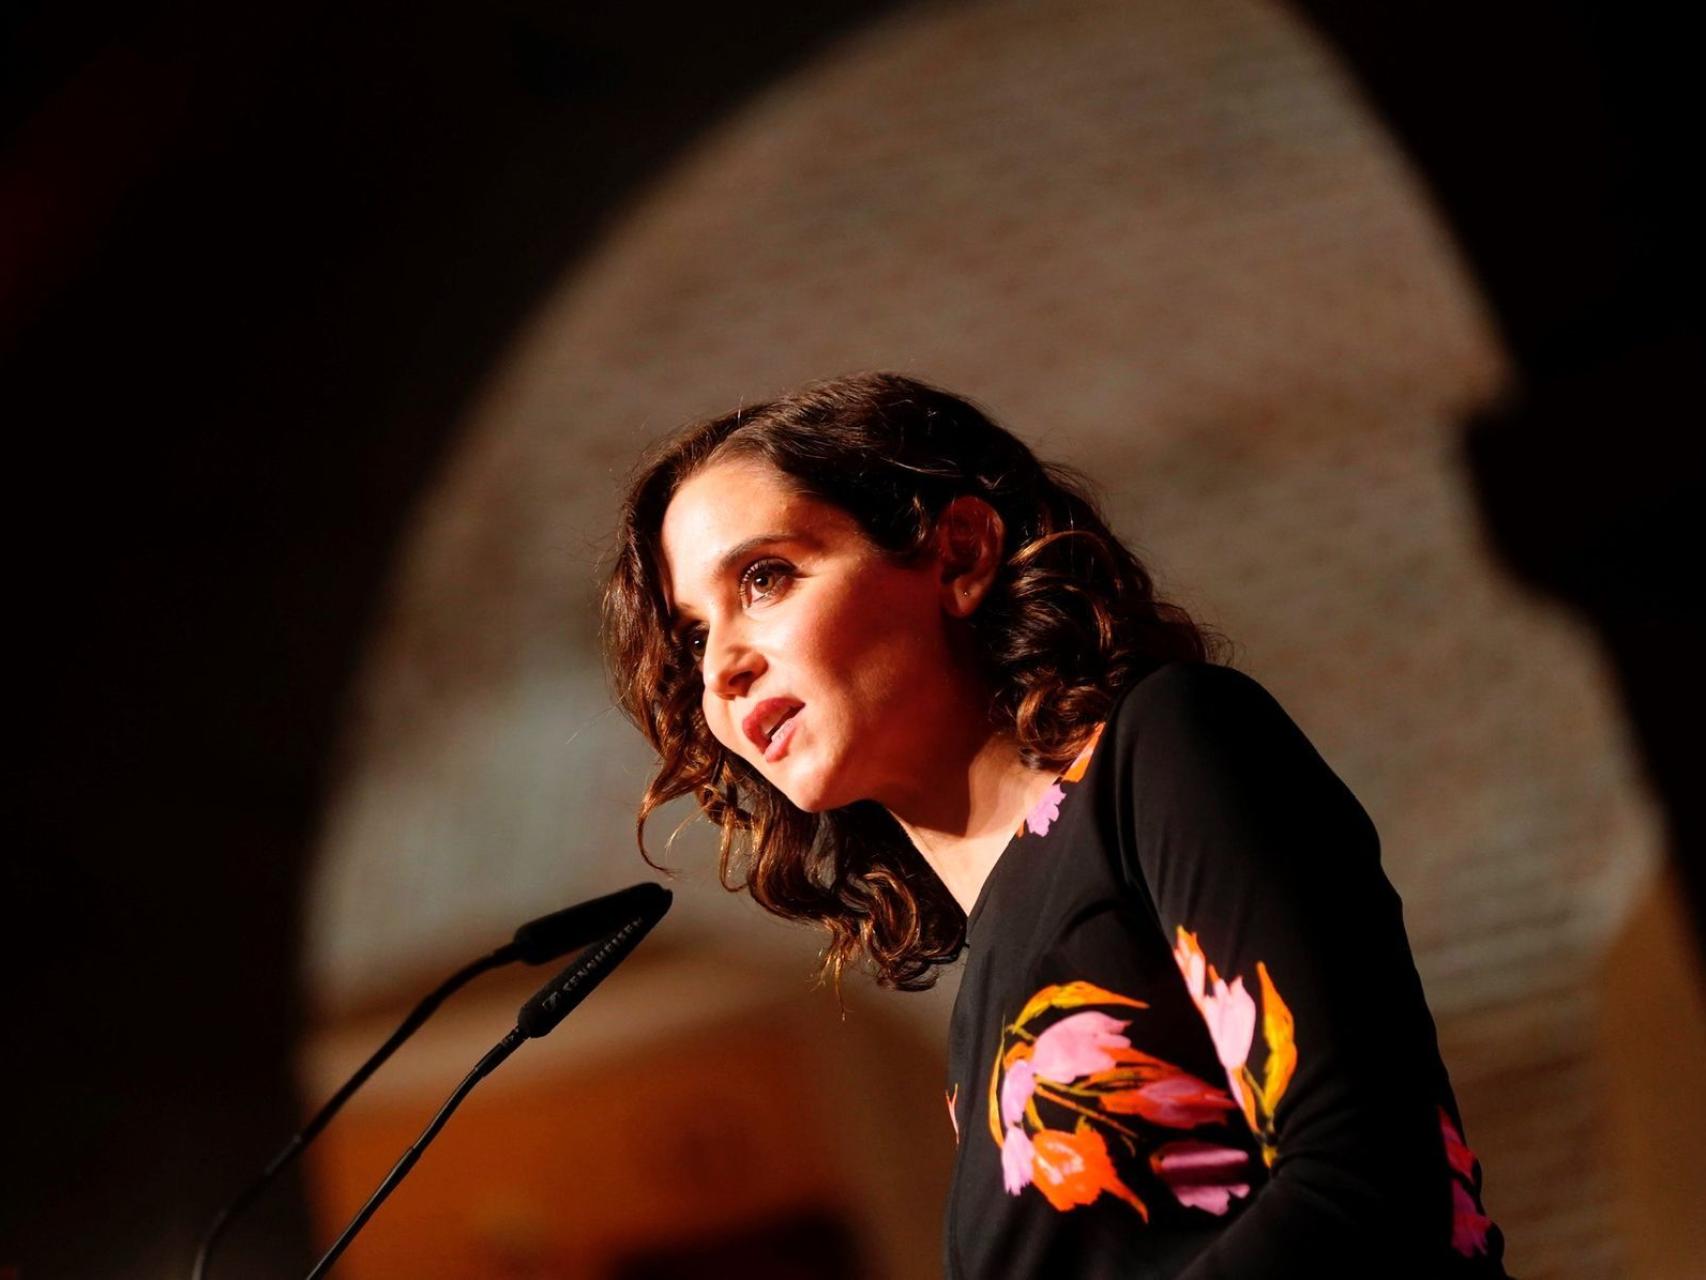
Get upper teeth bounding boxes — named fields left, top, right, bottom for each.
left=762, top=707, right=796, bottom=738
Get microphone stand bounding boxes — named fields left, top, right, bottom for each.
left=194, top=882, right=670, bottom=1280
left=192, top=950, right=509, bottom=1280
left=303, top=1028, right=525, bottom=1279
left=302, top=898, right=669, bottom=1277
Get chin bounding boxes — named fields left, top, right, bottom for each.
left=768, top=764, right=850, bottom=815
left=740, top=740, right=854, bottom=813
left=775, top=779, right=836, bottom=814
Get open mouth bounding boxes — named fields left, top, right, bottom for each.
left=743, top=698, right=804, bottom=758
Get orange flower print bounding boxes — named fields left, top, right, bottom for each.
left=1059, top=723, right=1104, bottom=784
left=1026, top=1122, right=1148, bottom=1216
left=988, top=980, right=1252, bottom=1220
left=1171, top=927, right=1296, bottom=1168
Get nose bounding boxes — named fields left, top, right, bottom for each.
left=702, top=618, right=764, bottom=700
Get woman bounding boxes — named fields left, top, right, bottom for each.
left=601, top=372, right=1508, bottom=1278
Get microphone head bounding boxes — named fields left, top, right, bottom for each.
left=511, top=882, right=671, bottom=965
left=517, top=892, right=671, bottom=1039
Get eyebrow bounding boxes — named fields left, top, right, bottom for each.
left=667, top=530, right=809, bottom=630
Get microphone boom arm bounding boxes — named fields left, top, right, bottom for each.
left=191, top=948, right=509, bottom=1280
left=301, top=890, right=670, bottom=1277
left=303, top=1028, right=526, bottom=1280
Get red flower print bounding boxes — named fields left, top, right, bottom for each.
left=1450, top=1182, right=1494, bottom=1258
left=1104, top=1073, right=1241, bottom=1128
left=1440, top=1107, right=1475, bottom=1179
left=1439, top=1106, right=1496, bottom=1258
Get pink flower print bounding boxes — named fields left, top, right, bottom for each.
left=1031, top=1011, right=1132, bottom=1082
left=1174, top=932, right=1207, bottom=1004
left=1198, top=974, right=1257, bottom=1110
left=1025, top=783, right=1066, bottom=836
left=1450, top=1181, right=1494, bottom=1257
left=1002, top=1122, right=1037, bottom=1193
left=1170, top=929, right=1296, bottom=1166
left=1001, top=1057, right=1037, bottom=1127
left=1150, top=1140, right=1252, bottom=1216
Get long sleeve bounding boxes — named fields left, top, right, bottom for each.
left=1110, top=663, right=1505, bottom=1277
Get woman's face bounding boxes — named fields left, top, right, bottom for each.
left=658, top=456, right=979, bottom=814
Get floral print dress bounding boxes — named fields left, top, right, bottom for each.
left=943, top=660, right=1506, bottom=1278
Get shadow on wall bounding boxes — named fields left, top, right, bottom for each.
left=5, top=3, right=913, bottom=1278
left=7, top=1, right=1698, bottom=1278
left=307, top=1, right=1699, bottom=1277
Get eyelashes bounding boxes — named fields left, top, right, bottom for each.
left=738, top=556, right=793, bottom=607
left=679, top=557, right=795, bottom=665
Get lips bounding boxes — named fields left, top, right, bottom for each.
left=743, top=698, right=804, bottom=757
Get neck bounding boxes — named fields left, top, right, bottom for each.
left=884, top=728, right=1059, bottom=916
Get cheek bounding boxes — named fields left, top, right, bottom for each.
left=786, top=602, right=943, bottom=754
left=831, top=577, right=944, bottom=677
left=701, top=691, right=743, bottom=756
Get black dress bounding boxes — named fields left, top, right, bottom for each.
left=942, top=660, right=1508, bottom=1278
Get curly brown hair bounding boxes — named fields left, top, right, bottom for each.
left=601, top=372, right=1229, bottom=992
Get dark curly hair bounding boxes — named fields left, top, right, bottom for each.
left=601, top=372, right=1229, bottom=992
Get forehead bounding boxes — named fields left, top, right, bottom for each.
left=657, top=458, right=825, bottom=608
left=662, top=457, right=795, bottom=547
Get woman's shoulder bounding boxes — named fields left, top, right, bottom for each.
left=1101, top=660, right=1348, bottom=798
left=1102, top=659, right=1372, bottom=836
left=1108, top=658, right=1291, bottom=742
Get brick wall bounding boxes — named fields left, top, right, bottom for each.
left=306, top=2, right=1671, bottom=1273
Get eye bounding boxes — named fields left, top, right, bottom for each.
left=675, top=557, right=795, bottom=669
left=738, top=557, right=794, bottom=607
left=680, top=625, right=707, bottom=666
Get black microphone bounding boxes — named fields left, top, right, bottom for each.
left=506, top=882, right=671, bottom=966
left=303, top=887, right=672, bottom=1279
left=192, top=883, right=671, bottom=1280
left=516, top=892, right=670, bottom=1037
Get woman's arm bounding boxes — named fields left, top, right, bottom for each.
left=1112, top=662, right=1504, bottom=1278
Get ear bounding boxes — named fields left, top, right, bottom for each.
left=935, top=495, right=1005, bottom=618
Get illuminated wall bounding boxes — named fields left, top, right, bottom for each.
left=304, top=2, right=1676, bottom=1275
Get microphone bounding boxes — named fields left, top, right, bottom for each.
left=304, top=887, right=672, bottom=1278
left=517, top=893, right=669, bottom=1037
left=192, top=883, right=671, bottom=1280
left=506, top=882, right=671, bottom=966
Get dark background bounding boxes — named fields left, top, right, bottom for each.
left=5, top=2, right=1697, bottom=1276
